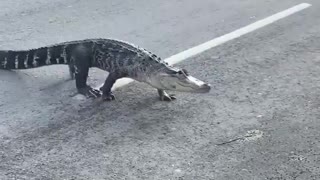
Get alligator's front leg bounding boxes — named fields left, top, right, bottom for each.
left=157, top=89, right=176, bottom=101
left=100, top=72, right=121, bottom=101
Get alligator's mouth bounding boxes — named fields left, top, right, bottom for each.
left=145, top=68, right=211, bottom=93
left=176, top=76, right=211, bottom=93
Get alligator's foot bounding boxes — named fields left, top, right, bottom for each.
left=78, top=85, right=102, bottom=98
left=158, top=89, right=176, bottom=101
left=102, top=92, right=116, bottom=101
left=161, top=93, right=176, bottom=101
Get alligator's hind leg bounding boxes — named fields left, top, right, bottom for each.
left=73, top=47, right=101, bottom=98
left=157, top=89, right=176, bottom=101
left=99, top=72, right=123, bottom=101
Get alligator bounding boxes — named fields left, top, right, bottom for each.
left=0, top=38, right=211, bottom=101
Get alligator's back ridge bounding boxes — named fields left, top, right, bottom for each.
left=0, top=38, right=166, bottom=70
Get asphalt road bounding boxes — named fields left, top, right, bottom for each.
left=1, top=0, right=320, bottom=179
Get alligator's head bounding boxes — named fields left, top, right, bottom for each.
left=146, top=66, right=211, bottom=93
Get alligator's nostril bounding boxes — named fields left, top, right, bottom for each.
left=203, top=83, right=210, bottom=87
left=202, top=83, right=211, bottom=91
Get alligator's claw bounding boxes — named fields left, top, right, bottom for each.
left=102, top=92, right=116, bottom=101
left=161, top=94, right=176, bottom=101
left=78, top=86, right=102, bottom=98
left=158, top=89, right=176, bottom=101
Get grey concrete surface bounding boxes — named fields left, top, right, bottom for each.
left=1, top=0, right=320, bottom=179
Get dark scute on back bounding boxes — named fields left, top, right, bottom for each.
left=6, top=51, right=17, bottom=69
left=49, top=46, right=63, bottom=64
left=35, top=47, right=48, bottom=66
left=0, top=51, right=7, bottom=68
left=17, top=51, right=28, bottom=69
left=27, top=50, right=36, bottom=67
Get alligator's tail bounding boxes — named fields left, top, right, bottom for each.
left=0, top=45, right=71, bottom=70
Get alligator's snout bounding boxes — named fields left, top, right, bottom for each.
left=146, top=68, right=211, bottom=94
left=180, top=75, right=211, bottom=93
left=197, top=83, right=211, bottom=93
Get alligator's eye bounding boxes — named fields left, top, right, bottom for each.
left=181, top=69, right=189, bottom=75
left=178, top=69, right=189, bottom=76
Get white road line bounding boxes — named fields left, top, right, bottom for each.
left=98, top=3, right=311, bottom=91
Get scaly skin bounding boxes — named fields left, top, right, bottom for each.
left=0, top=38, right=210, bottom=101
